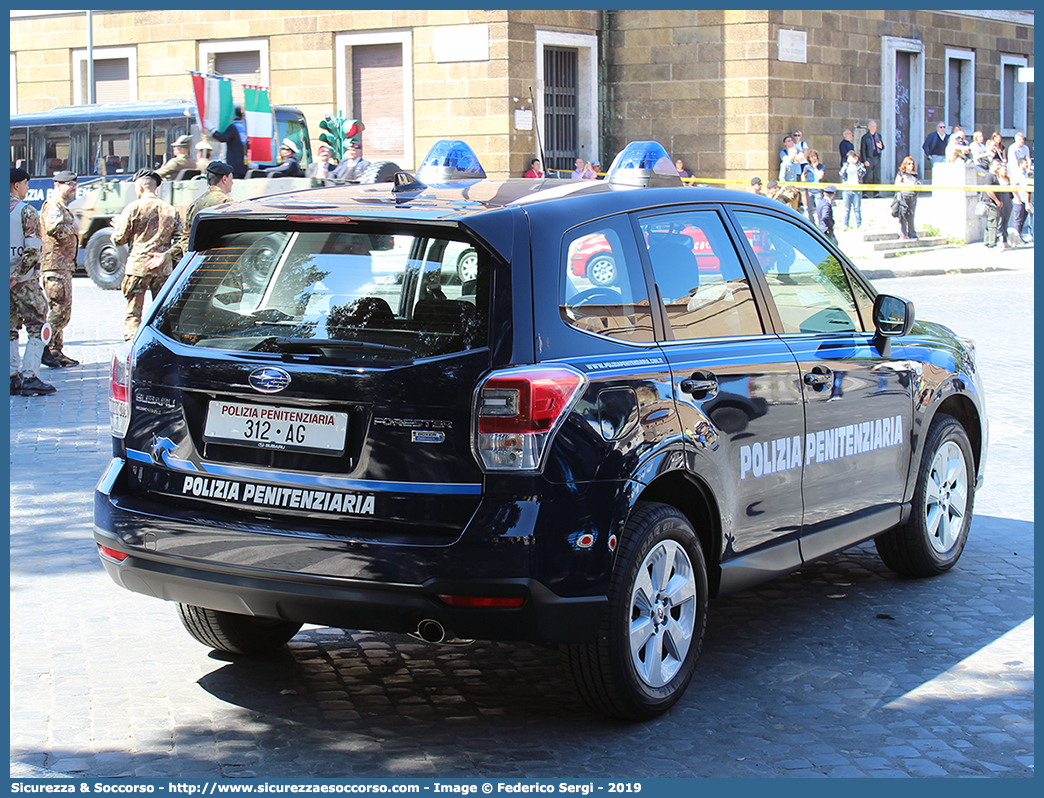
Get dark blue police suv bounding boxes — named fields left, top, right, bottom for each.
left=95, top=141, right=987, bottom=719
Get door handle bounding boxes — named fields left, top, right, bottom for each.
left=803, top=366, right=832, bottom=389
left=680, top=371, right=718, bottom=398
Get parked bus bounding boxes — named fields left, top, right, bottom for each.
left=9, top=99, right=312, bottom=208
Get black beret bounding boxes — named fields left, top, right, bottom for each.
left=206, top=160, right=233, bottom=177
left=10, top=167, right=30, bottom=184
left=750, top=176, right=762, bottom=185
left=133, top=168, right=162, bottom=184
left=53, top=170, right=77, bottom=183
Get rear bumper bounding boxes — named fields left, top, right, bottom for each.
left=93, top=531, right=605, bottom=643
left=94, top=458, right=610, bottom=644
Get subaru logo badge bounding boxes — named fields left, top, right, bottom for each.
left=248, top=367, right=291, bottom=394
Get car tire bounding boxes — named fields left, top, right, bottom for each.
left=875, top=413, right=975, bottom=577
left=176, top=603, right=302, bottom=655
left=587, top=254, right=618, bottom=286
left=84, top=228, right=128, bottom=290
left=563, top=502, right=708, bottom=719
left=359, top=160, right=402, bottom=184
left=456, top=248, right=478, bottom=282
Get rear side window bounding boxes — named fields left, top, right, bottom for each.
left=155, top=227, right=488, bottom=363
left=560, top=218, right=654, bottom=343
left=639, top=210, right=763, bottom=340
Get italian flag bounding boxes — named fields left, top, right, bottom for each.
left=244, top=85, right=274, bottom=162
left=191, top=72, right=234, bottom=134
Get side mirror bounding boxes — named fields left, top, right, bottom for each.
left=872, top=294, right=915, bottom=356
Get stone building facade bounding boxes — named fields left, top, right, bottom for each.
left=10, top=9, right=1033, bottom=183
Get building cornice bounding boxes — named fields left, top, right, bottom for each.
left=939, top=10, right=1034, bottom=26
left=9, top=8, right=1035, bottom=26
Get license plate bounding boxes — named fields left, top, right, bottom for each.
left=203, top=401, right=348, bottom=455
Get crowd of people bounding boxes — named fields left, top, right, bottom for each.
left=529, top=124, right=1029, bottom=248
left=917, top=124, right=1033, bottom=247
left=750, top=122, right=1033, bottom=245
left=521, top=125, right=1029, bottom=249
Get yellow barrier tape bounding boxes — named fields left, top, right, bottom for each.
left=546, top=170, right=1029, bottom=193
left=681, top=176, right=1029, bottom=193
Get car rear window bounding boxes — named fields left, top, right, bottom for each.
left=155, top=227, right=489, bottom=363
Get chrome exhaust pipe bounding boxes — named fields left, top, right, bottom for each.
left=416, top=618, right=446, bottom=644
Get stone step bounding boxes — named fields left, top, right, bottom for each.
left=881, top=243, right=958, bottom=259
left=872, top=236, right=948, bottom=252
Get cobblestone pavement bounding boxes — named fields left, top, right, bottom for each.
left=9, top=247, right=1033, bottom=779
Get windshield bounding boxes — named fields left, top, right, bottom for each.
left=280, top=115, right=312, bottom=164
left=155, top=227, right=488, bottom=363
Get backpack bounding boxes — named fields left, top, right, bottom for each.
left=890, top=193, right=907, bottom=218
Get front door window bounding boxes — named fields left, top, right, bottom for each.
left=733, top=211, right=862, bottom=335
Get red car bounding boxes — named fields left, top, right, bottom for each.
left=570, top=225, right=760, bottom=286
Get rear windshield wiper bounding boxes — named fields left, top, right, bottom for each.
left=272, top=337, right=412, bottom=355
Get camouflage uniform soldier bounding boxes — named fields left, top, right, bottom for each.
left=9, top=167, right=56, bottom=396
left=111, top=169, right=184, bottom=341
left=156, top=134, right=197, bottom=179
left=40, top=170, right=81, bottom=368
left=177, top=160, right=234, bottom=255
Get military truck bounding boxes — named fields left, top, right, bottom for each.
left=73, top=166, right=403, bottom=290
left=10, top=98, right=402, bottom=288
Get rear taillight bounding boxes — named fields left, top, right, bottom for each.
left=97, top=544, right=129, bottom=563
left=473, top=366, right=586, bottom=471
left=109, top=342, right=133, bottom=438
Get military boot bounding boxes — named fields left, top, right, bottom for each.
left=19, top=375, right=56, bottom=396
left=54, top=350, right=80, bottom=367
left=10, top=373, right=22, bottom=395
left=41, top=348, right=63, bottom=369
